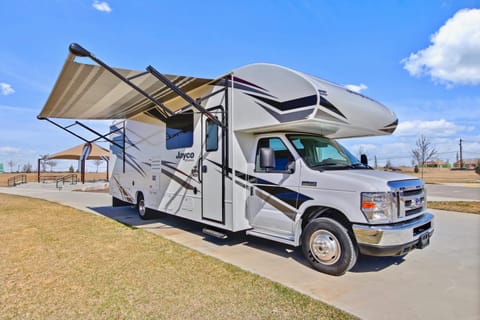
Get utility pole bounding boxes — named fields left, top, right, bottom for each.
left=459, top=138, right=463, bottom=169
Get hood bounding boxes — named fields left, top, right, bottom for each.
left=318, top=169, right=422, bottom=192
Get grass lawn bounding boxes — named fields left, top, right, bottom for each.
left=428, top=201, right=480, bottom=214
left=0, top=193, right=355, bottom=320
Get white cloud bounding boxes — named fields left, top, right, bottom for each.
left=394, top=119, right=462, bottom=137
left=402, top=8, right=480, bottom=86
left=345, top=83, right=368, bottom=93
left=92, top=1, right=112, bottom=13
left=0, top=82, right=15, bottom=95
left=0, top=146, right=21, bottom=155
left=0, top=105, right=37, bottom=113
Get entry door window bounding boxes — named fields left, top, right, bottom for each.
left=205, top=119, right=218, bottom=152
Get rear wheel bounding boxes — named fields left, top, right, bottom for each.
left=302, top=218, right=357, bottom=276
left=137, top=193, right=151, bottom=220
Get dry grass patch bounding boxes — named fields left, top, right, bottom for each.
left=0, top=193, right=355, bottom=320
left=397, top=167, right=479, bottom=184
left=429, top=201, right=480, bottom=214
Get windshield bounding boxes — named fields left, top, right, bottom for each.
left=287, top=134, right=366, bottom=170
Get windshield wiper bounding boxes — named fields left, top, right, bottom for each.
left=310, top=162, right=339, bottom=168
left=347, top=163, right=370, bottom=169
left=311, top=162, right=369, bottom=170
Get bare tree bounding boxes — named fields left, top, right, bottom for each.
left=411, top=135, right=437, bottom=179
left=93, top=159, right=103, bottom=173
left=39, top=154, right=50, bottom=172
left=46, top=160, right=58, bottom=172
left=22, top=162, right=32, bottom=173
left=384, top=159, right=392, bottom=170
left=7, top=160, right=15, bottom=173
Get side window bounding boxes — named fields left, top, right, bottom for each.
left=166, top=112, right=193, bottom=150
left=255, top=137, right=294, bottom=173
left=205, top=119, right=218, bottom=152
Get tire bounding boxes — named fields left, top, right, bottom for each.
left=136, top=193, right=151, bottom=220
left=302, top=218, right=357, bottom=276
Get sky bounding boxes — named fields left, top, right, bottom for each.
left=1, top=0, right=479, bottom=172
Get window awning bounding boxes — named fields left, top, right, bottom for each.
left=38, top=53, right=213, bottom=120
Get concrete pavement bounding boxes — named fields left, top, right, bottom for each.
left=1, top=183, right=479, bottom=320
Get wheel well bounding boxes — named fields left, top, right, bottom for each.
left=301, top=206, right=352, bottom=232
left=135, top=191, right=144, bottom=204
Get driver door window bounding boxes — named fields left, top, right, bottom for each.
left=255, top=137, right=294, bottom=173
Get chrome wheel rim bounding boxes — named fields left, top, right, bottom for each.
left=138, top=199, right=146, bottom=217
left=310, top=230, right=341, bottom=265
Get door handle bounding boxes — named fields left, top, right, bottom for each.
left=197, top=156, right=203, bottom=183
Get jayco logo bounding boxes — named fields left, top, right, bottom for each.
left=176, top=151, right=195, bottom=161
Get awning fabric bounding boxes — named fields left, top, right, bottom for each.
left=38, top=54, right=212, bottom=120
left=48, top=143, right=109, bottom=160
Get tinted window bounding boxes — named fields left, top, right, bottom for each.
left=255, top=137, right=294, bottom=173
left=166, top=112, right=193, bottom=150
left=206, top=119, right=218, bottom=152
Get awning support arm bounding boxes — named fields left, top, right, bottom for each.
left=43, top=118, right=90, bottom=143
left=74, top=121, right=123, bottom=148
left=146, top=65, right=225, bottom=128
left=40, top=118, right=124, bottom=150
left=127, top=71, right=149, bottom=81
left=69, top=43, right=172, bottom=119
left=173, top=86, right=228, bottom=114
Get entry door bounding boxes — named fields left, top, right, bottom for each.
left=201, top=111, right=224, bottom=223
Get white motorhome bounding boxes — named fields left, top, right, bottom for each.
left=39, top=43, right=434, bottom=275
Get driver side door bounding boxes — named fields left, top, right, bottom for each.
left=246, top=136, right=300, bottom=238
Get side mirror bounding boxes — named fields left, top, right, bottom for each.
left=360, top=154, right=368, bottom=166
left=287, top=161, right=295, bottom=173
left=259, top=147, right=276, bottom=170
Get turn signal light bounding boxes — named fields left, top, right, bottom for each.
left=362, top=202, right=376, bottom=209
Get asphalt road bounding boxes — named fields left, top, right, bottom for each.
left=1, top=183, right=479, bottom=320
left=425, top=183, right=480, bottom=201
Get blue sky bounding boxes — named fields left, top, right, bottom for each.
left=1, top=0, right=479, bottom=171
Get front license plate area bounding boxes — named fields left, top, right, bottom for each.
left=417, top=232, right=431, bottom=249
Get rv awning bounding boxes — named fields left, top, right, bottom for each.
left=38, top=53, right=212, bottom=120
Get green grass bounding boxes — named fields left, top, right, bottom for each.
left=0, top=193, right=356, bottom=320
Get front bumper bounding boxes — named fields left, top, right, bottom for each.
left=352, top=213, right=434, bottom=256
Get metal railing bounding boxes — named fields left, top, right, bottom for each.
left=7, top=174, right=27, bottom=187
left=56, top=174, right=78, bottom=189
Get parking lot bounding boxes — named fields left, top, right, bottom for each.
left=1, top=183, right=479, bottom=320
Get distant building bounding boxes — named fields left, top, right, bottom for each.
left=424, top=159, right=451, bottom=168
left=454, top=159, right=480, bottom=169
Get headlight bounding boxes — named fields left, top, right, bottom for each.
left=361, top=192, right=394, bottom=223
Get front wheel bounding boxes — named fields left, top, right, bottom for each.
left=302, top=218, right=357, bottom=276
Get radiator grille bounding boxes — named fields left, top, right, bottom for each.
left=388, top=180, right=426, bottom=221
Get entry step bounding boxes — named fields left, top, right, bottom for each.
left=202, top=228, right=228, bottom=239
